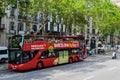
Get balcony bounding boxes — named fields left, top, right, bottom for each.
left=0, top=24, right=5, bottom=30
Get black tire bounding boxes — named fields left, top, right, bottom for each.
left=0, top=58, right=6, bottom=63
left=75, top=57, right=79, bottom=62
left=37, top=62, right=44, bottom=70
left=69, top=58, right=73, bottom=63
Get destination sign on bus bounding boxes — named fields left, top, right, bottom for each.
left=23, top=42, right=48, bottom=51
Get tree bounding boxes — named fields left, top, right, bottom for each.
left=85, top=0, right=120, bottom=37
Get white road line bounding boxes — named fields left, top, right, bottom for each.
left=83, top=76, right=95, bottom=80
left=108, top=67, right=117, bottom=71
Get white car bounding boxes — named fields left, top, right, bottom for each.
left=0, top=46, right=8, bottom=63
left=116, top=45, right=120, bottom=49
left=98, top=44, right=105, bottom=54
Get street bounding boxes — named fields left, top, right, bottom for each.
left=0, top=51, right=120, bottom=80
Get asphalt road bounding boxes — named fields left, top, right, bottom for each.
left=0, top=50, right=120, bottom=80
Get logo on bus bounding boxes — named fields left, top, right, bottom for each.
left=26, top=46, right=30, bottom=48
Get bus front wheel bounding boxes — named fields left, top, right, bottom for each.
left=0, top=58, right=6, bottom=63
left=37, top=62, right=44, bottom=70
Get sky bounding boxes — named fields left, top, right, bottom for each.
left=111, top=0, right=120, bottom=7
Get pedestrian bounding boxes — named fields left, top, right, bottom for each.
left=91, top=49, right=96, bottom=56
left=112, top=50, right=117, bottom=59
left=82, top=44, right=87, bottom=58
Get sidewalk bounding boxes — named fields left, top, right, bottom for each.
left=90, top=48, right=120, bottom=57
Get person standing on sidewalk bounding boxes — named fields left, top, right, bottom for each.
left=82, top=44, right=87, bottom=58
left=112, top=50, right=117, bottom=59
left=90, top=41, right=96, bottom=56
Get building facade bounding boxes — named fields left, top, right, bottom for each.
left=0, top=7, right=69, bottom=46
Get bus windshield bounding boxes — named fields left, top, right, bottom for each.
left=9, top=50, right=22, bottom=64
left=9, top=50, right=38, bottom=64
left=10, top=35, right=22, bottom=48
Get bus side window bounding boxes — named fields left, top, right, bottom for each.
left=54, top=49, right=59, bottom=57
left=68, top=49, right=72, bottom=55
left=40, top=51, right=48, bottom=58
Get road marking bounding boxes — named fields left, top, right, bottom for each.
left=83, top=76, right=95, bottom=80
left=108, top=67, right=117, bottom=71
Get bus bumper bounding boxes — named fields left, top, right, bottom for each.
left=8, top=64, right=24, bottom=71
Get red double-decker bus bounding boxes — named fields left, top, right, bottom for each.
left=8, top=34, right=87, bottom=71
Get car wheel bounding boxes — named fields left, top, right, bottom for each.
left=0, top=58, right=5, bottom=63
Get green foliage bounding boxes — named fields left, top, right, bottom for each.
left=86, top=0, right=120, bottom=37
left=1, top=0, right=120, bottom=36
left=0, top=0, right=7, bottom=17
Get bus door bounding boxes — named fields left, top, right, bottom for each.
left=58, top=50, right=69, bottom=64
left=21, top=50, right=38, bottom=69
left=40, top=50, right=58, bottom=67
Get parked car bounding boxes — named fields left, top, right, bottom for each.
left=98, top=42, right=105, bottom=54
left=116, top=45, right=120, bottom=49
left=86, top=45, right=92, bottom=55
left=0, top=46, right=8, bottom=63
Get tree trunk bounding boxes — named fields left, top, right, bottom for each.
left=0, top=17, right=1, bottom=25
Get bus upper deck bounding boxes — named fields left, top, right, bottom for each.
left=8, top=34, right=84, bottom=50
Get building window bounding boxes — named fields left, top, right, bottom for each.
left=27, top=14, right=31, bottom=21
left=92, top=29, right=95, bottom=34
left=37, top=25, right=42, bottom=35
left=18, top=23, right=24, bottom=31
left=18, top=11, right=23, bottom=19
left=87, top=29, right=90, bottom=34
left=63, top=24, right=66, bottom=32
left=33, top=15, right=38, bottom=22
left=48, top=14, right=52, bottom=22
left=26, top=23, right=30, bottom=30
left=53, top=23, right=58, bottom=32
left=39, top=13, right=44, bottom=23
left=10, top=22, right=14, bottom=30
left=10, top=8, right=15, bottom=17
left=87, top=35, right=89, bottom=38
left=32, top=25, right=37, bottom=32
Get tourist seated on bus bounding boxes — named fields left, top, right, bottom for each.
left=48, top=52, right=55, bottom=57
left=28, top=38, right=33, bottom=43
left=24, top=38, right=29, bottom=43
left=40, top=50, right=48, bottom=58
left=11, top=38, right=19, bottom=48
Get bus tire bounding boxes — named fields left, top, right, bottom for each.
left=37, top=62, right=44, bottom=70
left=75, top=57, right=79, bottom=62
left=69, top=58, right=73, bottom=63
